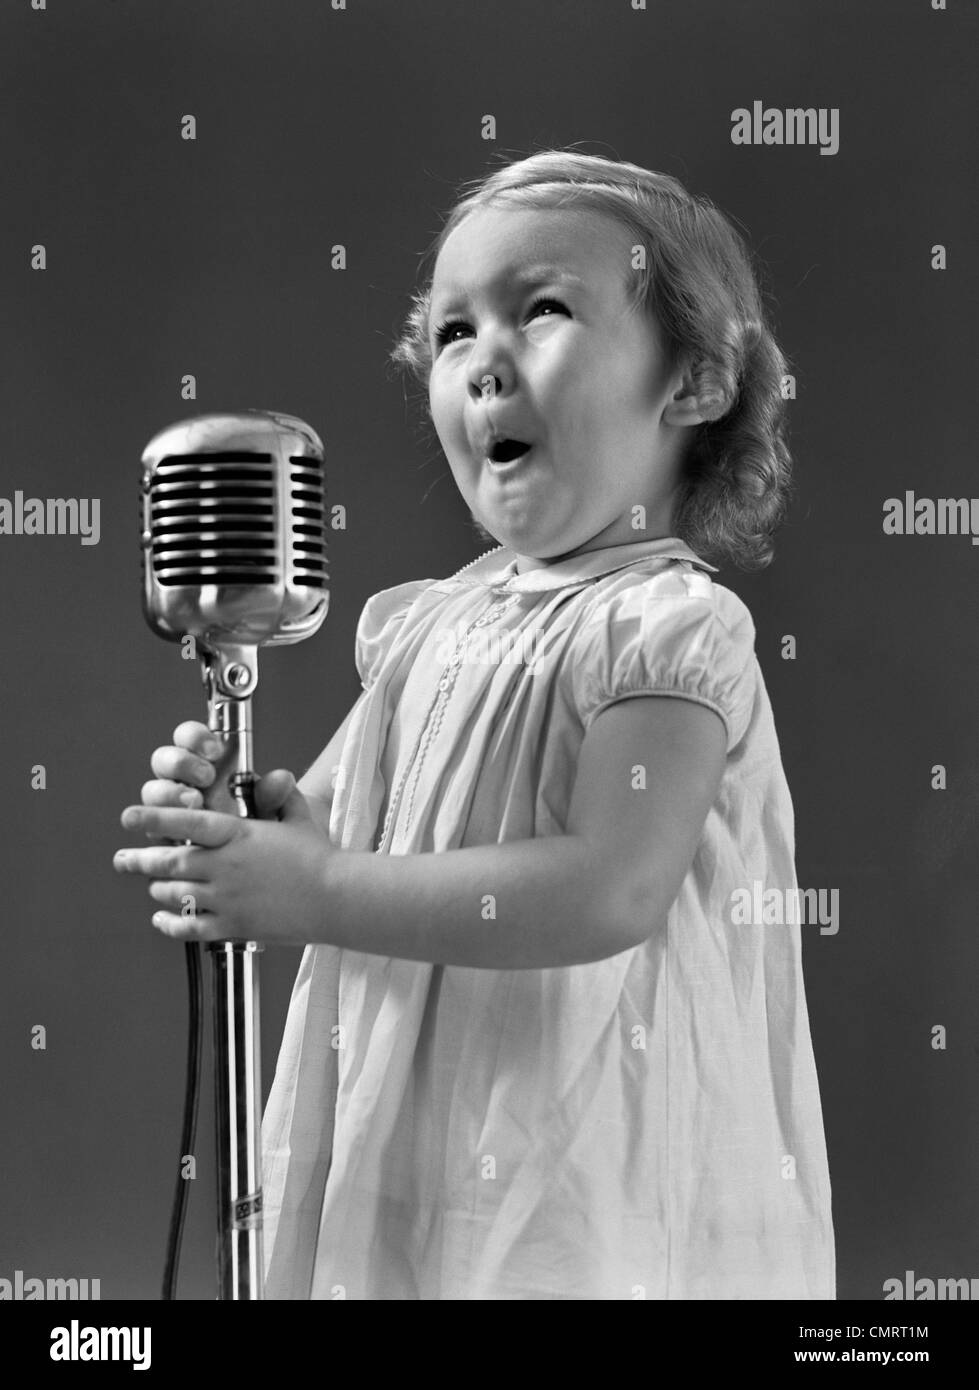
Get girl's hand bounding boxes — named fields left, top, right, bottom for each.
left=141, top=720, right=241, bottom=820
left=113, top=774, right=337, bottom=945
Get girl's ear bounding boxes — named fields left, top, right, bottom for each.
left=662, top=380, right=721, bottom=429
left=660, top=354, right=724, bottom=428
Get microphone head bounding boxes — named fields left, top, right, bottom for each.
left=140, top=410, right=329, bottom=652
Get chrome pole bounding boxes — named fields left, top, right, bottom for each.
left=200, top=650, right=264, bottom=1300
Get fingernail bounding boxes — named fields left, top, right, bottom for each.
left=180, top=789, right=202, bottom=807
left=121, top=809, right=140, bottom=829
left=203, top=739, right=222, bottom=758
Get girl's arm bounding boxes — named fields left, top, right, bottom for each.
left=117, top=698, right=726, bottom=968
left=321, top=696, right=728, bottom=969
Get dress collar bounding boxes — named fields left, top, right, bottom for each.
left=429, top=536, right=718, bottom=594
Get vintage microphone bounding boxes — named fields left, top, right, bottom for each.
left=139, top=409, right=329, bottom=1299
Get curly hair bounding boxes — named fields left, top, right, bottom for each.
left=389, top=147, right=795, bottom=571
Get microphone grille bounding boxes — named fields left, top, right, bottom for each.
left=145, top=451, right=327, bottom=589
left=140, top=411, right=330, bottom=650
left=288, top=454, right=329, bottom=590
left=148, top=450, right=277, bottom=586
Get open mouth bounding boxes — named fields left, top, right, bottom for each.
left=487, top=439, right=533, bottom=466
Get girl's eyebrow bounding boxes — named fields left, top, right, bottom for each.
left=511, top=266, right=586, bottom=288
left=432, top=267, right=587, bottom=313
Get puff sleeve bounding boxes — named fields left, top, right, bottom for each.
left=570, top=573, right=757, bottom=753
left=354, top=579, right=433, bottom=691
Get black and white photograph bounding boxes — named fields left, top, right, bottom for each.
left=1, top=0, right=975, bottom=1356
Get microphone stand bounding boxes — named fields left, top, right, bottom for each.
left=198, top=643, right=264, bottom=1300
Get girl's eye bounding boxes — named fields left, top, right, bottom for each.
left=432, top=296, right=568, bottom=349
left=526, top=296, right=567, bottom=322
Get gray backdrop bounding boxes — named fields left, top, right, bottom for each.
left=1, top=0, right=975, bottom=1301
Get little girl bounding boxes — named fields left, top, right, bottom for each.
left=116, top=150, right=835, bottom=1300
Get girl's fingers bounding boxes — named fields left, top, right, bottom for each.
left=149, top=908, right=224, bottom=943
left=149, top=746, right=216, bottom=789
left=116, top=805, right=239, bottom=855
left=172, top=721, right=222, bottom=755
left=114, top=841, right=213, bottom=880
left=122, top=804, right=237, bottom=845
left=147, top=739, right=238, bottom=817
left=140, top=778, right=204, bottom=810
left=147, top=879, right=216, bottom=913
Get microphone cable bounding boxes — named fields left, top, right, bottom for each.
left=161, top=941, right=204, bottom=1300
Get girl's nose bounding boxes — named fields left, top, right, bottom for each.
left=470, top=372, right=502, bottom=401
left=465, top=315, right=520, bottom=399
left=467, top=338, right=515, bottom=401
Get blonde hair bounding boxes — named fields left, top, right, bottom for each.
left=390, top=147, right=795, bottom=570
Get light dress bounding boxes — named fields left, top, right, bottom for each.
left=260, top=535, right=836, bottom=1300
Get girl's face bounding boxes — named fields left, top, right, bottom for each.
left=427, top=204, right=706, bottom=573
